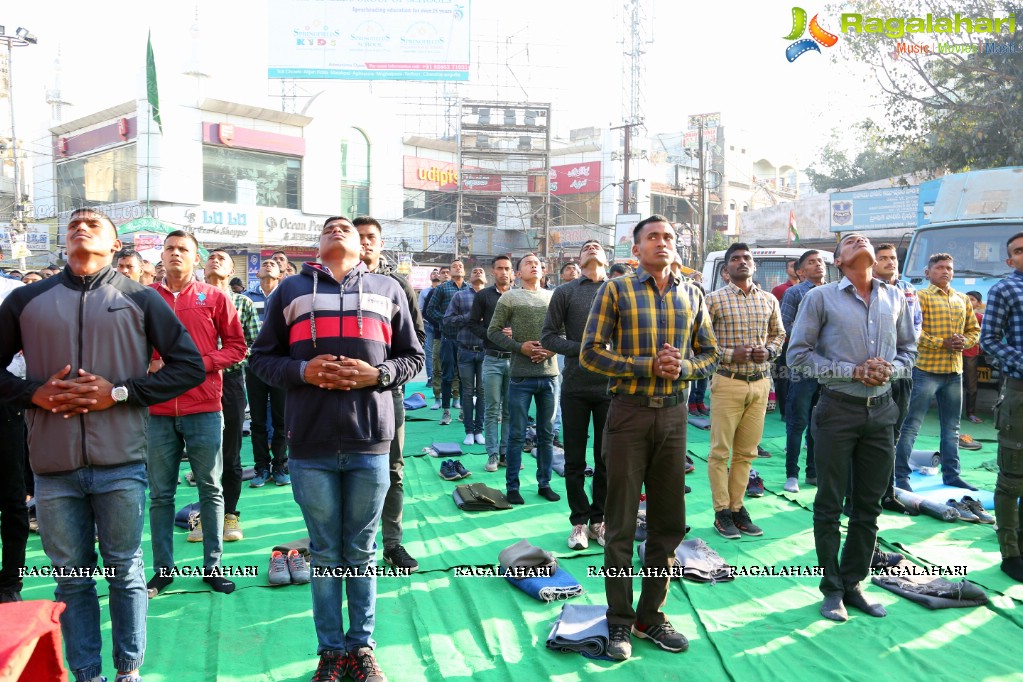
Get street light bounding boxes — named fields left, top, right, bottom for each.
left=0, top=25, right=36, bottom=267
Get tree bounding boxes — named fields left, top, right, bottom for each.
left=806, top=120, right=928, bottom=192
left=830, top=0, right=1023, bottom=172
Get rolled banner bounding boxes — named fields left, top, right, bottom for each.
left=909, top=449, right=941, bottom=472
left=894, top=488, right=960, bottom=522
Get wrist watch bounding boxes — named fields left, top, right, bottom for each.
left=111, top=385, right=129, bottom=403
left=375, top=364, right=391, bottom=389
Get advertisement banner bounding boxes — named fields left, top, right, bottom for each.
left=614, top=213, right=642, bottom=259
left=546, top=161, right=602, bottom=196
left=268, top=0, right=471, bottom=81
left=403, top=156, right=500, bottom=192
left=247, top=253, right=261, bottom=291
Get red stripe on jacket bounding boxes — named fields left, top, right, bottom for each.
left=289, top=315, right=392, bottom=346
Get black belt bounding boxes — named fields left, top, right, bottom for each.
left=485, top=349, right=512, bottom=359
left=822, top=387, right=892, bottom=407
left=717, top=368, right=769, bottom=382
left=461, top=345, right=484, bottom=352
left=612, top=393, right=684, bottom=408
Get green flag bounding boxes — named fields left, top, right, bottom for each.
left=146, top=31, right=162, bottom=134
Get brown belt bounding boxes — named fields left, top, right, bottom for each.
left=717, top=368, right=769, bottom=382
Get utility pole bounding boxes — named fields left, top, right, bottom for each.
left=611, top=121, right=643, bottom=214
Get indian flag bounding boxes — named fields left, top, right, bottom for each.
left=788, top=210, right=799, bottom=243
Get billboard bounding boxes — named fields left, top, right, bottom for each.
left=268, top=0, right=471, bottom=81
left=829, top=186, right=920, bottom=232
left=403, top=156, right=500, bottom=192
left=531, top=161, right=602, bottom=196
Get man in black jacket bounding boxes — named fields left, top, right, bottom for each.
left=0, top=208, right=205, bottom=682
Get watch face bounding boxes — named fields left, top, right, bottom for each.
left=112, top=386, right=129, bottom=402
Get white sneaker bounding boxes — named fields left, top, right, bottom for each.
left=440, top=409, right=452, bottom=425
left=784, top=477, right=800, bottom=493
left=588, top=521, right=606, bottom=547
left=485, top=454, right=500, bottom=472
left=463, top=433, right=475, bottom=446
left=431, top=399, right=442, bottom=410
left=568, top=524, right=589, bottom=550
left=475, top=433, right=486, bottom=445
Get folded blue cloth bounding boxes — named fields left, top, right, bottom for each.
left=174, top=502, right=201, bottom=530
left=546, top=603, right=613, bottom=661
left=403, top=392, right=427, bottom=410
left=506, top=566, right=583, bottom=603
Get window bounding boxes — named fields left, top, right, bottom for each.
left=650, top=193, right=695, bottom=224
left=341, top=128, right=370, bottom=216
left=202, top=146, right=300, bottom=209
left=56, top=144, right=137, bottom=213
left=403, top=189, right=456, bottom=222
left=549, top=193, right=600, bottom=226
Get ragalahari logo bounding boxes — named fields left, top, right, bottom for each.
left=784, top=7, right=839, bottom=61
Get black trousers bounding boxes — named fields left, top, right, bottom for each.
left=562, top=390, right=610, bottom=526
left=994, top=379, right=1023, bottom=559
left=602, top=398, right=687, bottom=627
left=221, top=369, right=246, bottom=515
left=245, top=367, right=288, bottom=472
left=0, top=404, right=28, bottom=592
left=811, top=392, right=898, bottom=595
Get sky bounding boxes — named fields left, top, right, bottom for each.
left=3, top=0, right=881, bottom=170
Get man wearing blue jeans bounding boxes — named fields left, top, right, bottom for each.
left=446, top=266, right=488, bottom=445
left=894, top=253, right=980, bottom=491
left=470, top=256, right=515, bottom=471
left=425, top=260, right=467, bottom=425
left=146, top=231, right=247, bottom=597
left=0, top=209, right=204, bottom=682
left=250, top=215, right=423, bottom=682
left=488, top=254, right=560, bottom=504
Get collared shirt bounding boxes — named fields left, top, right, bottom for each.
left=706, top=282, right=786, bottom=373
left=781, top=279, right=821, bottom=335
left=916, top=284, right=980, bottom=374
left=580, top=269, right=719, bottom=396
left=225, top=291, right=260, bottom=372
left=425, top=279, right=468, bottom=337
left=244, top=284, right=278, bottom=323
left=445, top=286, right=485, bottom=350
left=980, top=270, right=1023, bottom=379
left=787, top=276, right=917, bottom=397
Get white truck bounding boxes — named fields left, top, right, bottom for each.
left=701, top=247, right=839, bottom=292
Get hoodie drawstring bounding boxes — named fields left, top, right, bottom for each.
left=310, top=266, right=364, bottom=347
left=310, top=270, right=318, bottom=348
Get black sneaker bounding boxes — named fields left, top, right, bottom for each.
left=498, top=454, right=507, bottom=468
left=553, top=435, right=564, bottom=449
left=347, top=647, right=386, bottom=682
left=947, top=498, right=980, bottom=522
left=383, top=545, right=420, bottom=572
left=870, top=543, right=905, bottom=570
left=959, top=496, right=995, bottom=523
left=607, top=623, right=632, bottom=661
left=714, top=510, right=741, bottom=539
left=633, top=620, right=689, bottom=652
left=311, top=650, right=346, bottom=682
left=732, top=507, right=763, bottom=536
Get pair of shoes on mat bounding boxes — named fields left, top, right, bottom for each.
left=715, top=508, right=762, bottom=539
left=958, top=434, right=982, bottom=451
left=608, top=620, right=688, bottom=660
left=439, top=459, right=470, bottom=481
left=948, top=496, right=994, bottom=523
left=312, top=648, right=385, bottom=682
left=269, top=549, right=310, bottom=585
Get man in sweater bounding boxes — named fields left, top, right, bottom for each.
left=249, top=216, right=423, bottom=682
left=488, top=253, right=560, bottom=504
left=542, top=240, right=611, bottom=549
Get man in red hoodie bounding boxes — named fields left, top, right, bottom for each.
left=146, top=231, right=247, bottom=597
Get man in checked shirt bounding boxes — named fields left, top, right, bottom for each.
left=581, top=215, right=718, bottom=660
left=893, top=252, right=981, bottom=492
left=706, top=243, right=785, bottom=539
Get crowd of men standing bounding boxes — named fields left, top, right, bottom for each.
left=0, top=211, right=1021, bottom=681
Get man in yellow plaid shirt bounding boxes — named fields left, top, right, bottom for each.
left=894, top=253, right=981, bottom=491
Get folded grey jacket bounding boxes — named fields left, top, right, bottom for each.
left=871, top=561, right=988, bottom=609
left=499, top=539, right=557, bottom=572
left=638, top=538, right=734, bottom=583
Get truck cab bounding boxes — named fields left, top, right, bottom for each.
left=701, top=247, right=839, bottom=292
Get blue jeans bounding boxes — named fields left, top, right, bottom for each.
left=482, top=356, right=511, bottom=457
left=895, top=368, right=964, bottom=486
left=688, top=377, right=708, bottom=405
left=458, top=348, right=485, bottom=435
left=553, top=355, right=564, bottom=436
left=441, top=337, right=459, bottom=408
left=423, top=323, right=435, bottom=381
left=35, top=463, right=148, bottom=681
left=290, top=453, right=389, bottom=653
left=148, top=413, right=225, bottom=570
left=784, top=376, right=819, bottom=479
left=506, top=376, right=556, bottom=490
